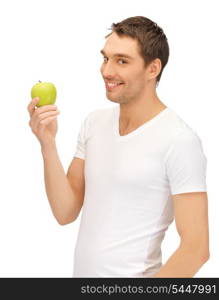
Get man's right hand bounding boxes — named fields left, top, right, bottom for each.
left=27, top=97, right=60, bottom=146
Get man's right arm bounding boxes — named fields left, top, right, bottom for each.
left=41, top=142, right=84, bottom=225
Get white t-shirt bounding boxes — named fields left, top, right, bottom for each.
left=72, top=105, right=207, bottom=277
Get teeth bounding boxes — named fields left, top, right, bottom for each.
left=107, top=82, right=122, bottom=87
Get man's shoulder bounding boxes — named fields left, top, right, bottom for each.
left=160, top=108, right=206, bottom=159
left=167, top=107, right=202, bottom=139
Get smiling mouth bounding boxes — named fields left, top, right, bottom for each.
left=105, top=82, right=124, bottom=90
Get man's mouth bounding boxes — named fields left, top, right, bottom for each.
left=105, top=82, right=124, bottom=90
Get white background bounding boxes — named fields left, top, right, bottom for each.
left=0, top=0, right=218, bottom=277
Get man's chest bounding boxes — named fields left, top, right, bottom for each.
left=84, top=134, right=168, bottom=189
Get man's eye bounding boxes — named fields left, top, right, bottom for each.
left=118, top=59, right=127, bottom=64
left=102, top=57, right=127, bottom=64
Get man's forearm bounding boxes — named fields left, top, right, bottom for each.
left=153, top=244, right=209, bottom=278
left=41, top=142, right=77, bottom=225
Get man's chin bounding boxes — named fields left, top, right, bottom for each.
left=105, top=95, right=121, bottom=103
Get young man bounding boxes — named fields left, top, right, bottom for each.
left=27, top=16, right=209, bottom=277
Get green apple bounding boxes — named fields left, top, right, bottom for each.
left=31, top=80, right=57, bottom=107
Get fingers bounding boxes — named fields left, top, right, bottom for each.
left=34, top=103, right=57, bottom=114
left=34, top=114, right=58, bottom=132
left=27, top=97, right=40, bottom=117
left=27, top=95, right=59, bottom=131
left=40, top=115, right=58, bottom=125
left=29, top=109, right=60, bottom=132
left=27, top=97, right=57, bottom=118
left=37, top=110, right=60, bottom=124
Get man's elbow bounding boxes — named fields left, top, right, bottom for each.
left=200, top=248, right=210, bottom=264
left=194, top=245, right=210, bottom=265
left=57, top=219, right=70, bottom=226
left=181, top=239, right=210, bottom=265
left=56, top=215, right=77, bottom=226
left=197, top=241, right=210, bottom=264
left=55, top=206, right=82, bottom=225
left=58, top=217, right=77, bottom=226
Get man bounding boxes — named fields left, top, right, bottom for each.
left=27, top=16, right=209, bottom=278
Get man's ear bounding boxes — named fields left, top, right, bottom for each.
left=149, top=58, right=162, bottom=80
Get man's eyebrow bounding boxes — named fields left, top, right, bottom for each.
left=100, top=49, right=133, bottom=59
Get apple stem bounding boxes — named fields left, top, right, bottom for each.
left=39, top=80, right=41, bottom=83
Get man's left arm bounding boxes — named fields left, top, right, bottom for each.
left=153, top=191, right=210, bottom=278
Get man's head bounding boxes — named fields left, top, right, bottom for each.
left=100, top=16, right=169, bottom=104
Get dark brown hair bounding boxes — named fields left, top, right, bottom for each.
left=105, top=16, right=169, bottom=86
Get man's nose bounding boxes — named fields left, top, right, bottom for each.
left=101, top=61, right=116, bottom=78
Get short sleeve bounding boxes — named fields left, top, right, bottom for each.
left=74, top=112, right=92, bottom=160
left=165, top=129, right=207, bottom=195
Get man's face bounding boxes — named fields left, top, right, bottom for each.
left=100, top=32, right=151, bottom=104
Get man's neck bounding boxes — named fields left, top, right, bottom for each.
left=119, top=97, right=167, bottom=131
